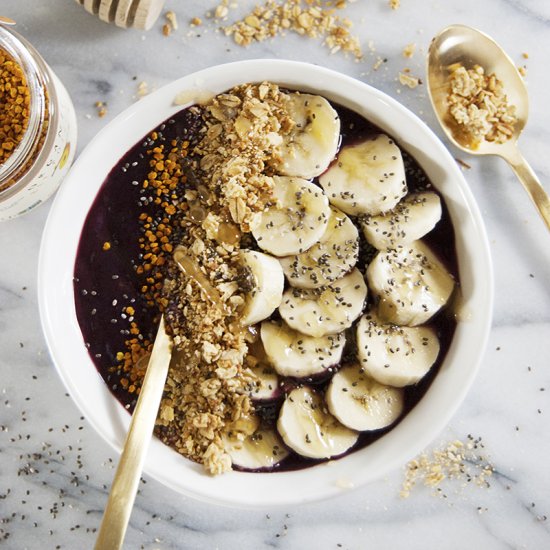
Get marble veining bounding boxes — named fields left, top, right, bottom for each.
left=1, top=1, right=549, bottom=548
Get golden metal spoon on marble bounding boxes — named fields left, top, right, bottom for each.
left=94, top=316, right=172, bottom=550
left=427, top=24, right=550, bottom=231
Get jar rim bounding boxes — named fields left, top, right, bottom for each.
left=0, top=25, right=47, bottom=189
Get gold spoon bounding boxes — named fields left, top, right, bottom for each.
left=94, top=316, right=172, bottom=550
left=0, top=16, right=16, bottom=25
left=427, top=24, right=550, bottom=231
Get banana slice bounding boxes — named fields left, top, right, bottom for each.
left=319, top=134, right=407, bottom=216
left=239, top=249, right=284, bottom=325
left=251, top=176, right=330, bottom=257
left=280, top=206, right=359, bottom=289
left=279, top=268, right=367, bottom=337
left=224, top=428, right=290, bottom=471
left=367, top=240, right=455, bottom=326
left=277, top=386, right=358, bottom=459
left=275, top=93, right=341, bottom=179
left=361, top=191, right=442, bottom=250
left=246, top=362, right=281, bottom=401
left=326, top=363, right=404, bottom=431
left=261, top=320, right=345, bottom=378
left=224, top=411, right=290, bottom=471
left=356, top=312, right=440, bottom=387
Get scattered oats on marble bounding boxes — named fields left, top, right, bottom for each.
left=402, top=43, right=416, bottom=58
left=373, top=56, right=385, bottom=70
left=165, top=10, right=178, bottom=30
left=217, top=0, right=363, bottom=60
left=94, top=100, right=107, bottom=118
left=400, top=436, right=494, bottom=499
left=137, top=80, right=149, bottom=98
left=398, top=71, right=420, bottom=89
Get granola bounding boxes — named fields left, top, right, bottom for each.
left=155, top=83, right=296, bottom=474
left=447, top=64, right=517, bottom=147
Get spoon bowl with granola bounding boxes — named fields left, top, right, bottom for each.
left=427, top=24, right=550, bottom=231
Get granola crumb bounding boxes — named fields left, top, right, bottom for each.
left=190, top=17, right=203, bottom=27
left=165, top=10, right=178, bottom=30
left=94, top=100, right=107, bottom=118
left=400, top=436, right=494, bottom=499
left=137, top=81, right=149, bottom=98
left=518, top=66, right=527, bottom=77
left=389, top=0, right=400, bottom=9
left=447, top=64, right=517, bottom=147
left=402, top=43, right=415, bottom=58
left=522, top=52, right=529, bottom=59
left=398, top=71, right=420, bottom=89
left=373, top=56, right=385, bottom=71
left=162, top=23, right=171, bottom=37
left=215, top=4, right=229, bottom=19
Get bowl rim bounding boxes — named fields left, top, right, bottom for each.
left=38, top=59, right=493, bottom=507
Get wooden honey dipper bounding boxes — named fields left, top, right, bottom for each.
left=74, top=0, right=166, bottom=30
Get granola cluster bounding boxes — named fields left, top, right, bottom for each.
left=193, top=82, right=295, bottom=231
left=447, top=64, right=517, bottom=146
left=156, top=83, right=295, bottom=474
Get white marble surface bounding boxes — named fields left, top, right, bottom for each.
left=1, top=1, right=550, bottom=548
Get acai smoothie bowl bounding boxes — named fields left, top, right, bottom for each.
left=38, top=60, right=493, bottom=507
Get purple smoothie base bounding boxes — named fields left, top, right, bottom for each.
left=73, top=101, right=458, bottom=473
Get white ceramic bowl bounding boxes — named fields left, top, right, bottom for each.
left=38, top=60, right=493, bottom=507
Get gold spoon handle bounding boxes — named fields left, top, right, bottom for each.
left=94, top=316, right=172, bottom=550
left=0, top=16, right=17, bottom=25
left=505, top=147, right=550, bottom=232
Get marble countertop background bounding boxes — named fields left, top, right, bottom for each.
left=1, top=1, right=550, bottom=548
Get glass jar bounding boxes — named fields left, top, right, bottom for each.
left=0, top=25, right=77, bottom=221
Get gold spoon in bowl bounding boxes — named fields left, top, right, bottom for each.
left=427, top=24, right=550, bottom=231
left=94, top=316, right=172, bottom=550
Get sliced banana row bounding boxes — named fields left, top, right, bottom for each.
left=219, top=93, right=457, bottom=467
